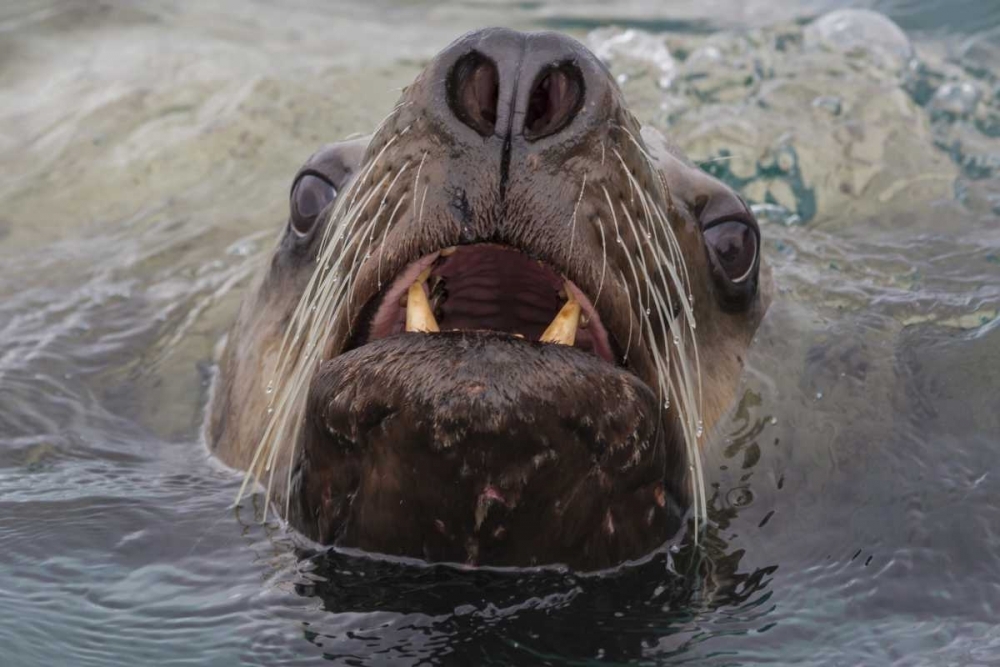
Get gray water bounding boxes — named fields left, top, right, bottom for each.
left=2, top=1, right=999, bottom=665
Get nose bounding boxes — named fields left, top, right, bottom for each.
left=442, top=29, right=601, bottom=142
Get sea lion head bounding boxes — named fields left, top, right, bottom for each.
left=208, top=28, right=770, bottom=570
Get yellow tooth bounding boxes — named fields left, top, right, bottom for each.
left=405, top=269, right=440, bottom=333
left=540, top=286, right=581, bottom=346
left=440, top=246, right=457, bottom=257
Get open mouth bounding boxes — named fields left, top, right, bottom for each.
left=346, top=244, right=621, bottom=365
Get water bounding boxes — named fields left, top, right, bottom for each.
left=1, top=1, right=999, bottom=665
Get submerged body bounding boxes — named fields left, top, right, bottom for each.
left=208, top=28, right=769, bottom=570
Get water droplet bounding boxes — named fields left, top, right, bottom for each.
left=726, top=486, right=754, bottom=508
left=673, top=334, right=680, bottom=345
left=267, top=407, right=274, bottom=415
left=696, top=419, right=704, bottom=437
left=645, top=308, right=651, bottom=315
left=815, top=391, right=824, bottom=400
left=688, top=294, right=695, bottom=305
left=769, top=416, right=778, bottom=425
left=265, top=382, right=274, bottom=395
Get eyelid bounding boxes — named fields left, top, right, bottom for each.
left=289, top=169, right=336, bottom=199
left=702, top=200, right=756, bottom=232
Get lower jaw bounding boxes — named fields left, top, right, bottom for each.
left=288, top=331, right=689, bottom=570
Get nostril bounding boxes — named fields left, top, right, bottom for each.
left=524, top=62, right=585, bottom=141
left=447, top=51, right=499, bottom=137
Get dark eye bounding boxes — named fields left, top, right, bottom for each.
left=290, top=174, right=337, bottom=236
left=704, top=220, right=757, bottom=283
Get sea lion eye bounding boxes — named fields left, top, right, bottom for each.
left=290, top=173, right=337, bottom=236
left=704, top=220, right=757, bottom=284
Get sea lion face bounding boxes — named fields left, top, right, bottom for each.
left=208, top=28, right=769, bottom=570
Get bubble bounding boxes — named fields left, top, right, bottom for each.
left=726, top=486, right=754, bottom=508
left=928, top=81, right=982, bottom=118
left=804, top=9, right=913, bottom=72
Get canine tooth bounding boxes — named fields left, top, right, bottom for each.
left=405, top=271, right=440, bottom=333
left=440, top=246, right=457, bottom=256
left=580, top=312, right=590, bottom=329
left=540, top=287, right=581, bottom=346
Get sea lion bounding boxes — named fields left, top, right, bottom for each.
left=207, top=28, right=770, bottom=570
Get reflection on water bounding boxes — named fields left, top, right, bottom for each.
left=1, top=1, right=998, bottom=665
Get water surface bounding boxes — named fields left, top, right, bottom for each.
left=1, top=1, right=999, bottom=665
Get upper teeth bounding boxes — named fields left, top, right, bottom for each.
left=404, top=268, right=440, bottom=333
left=404, top=274, right=581, bottom=347
left=539, top=284, right=580, bottom=346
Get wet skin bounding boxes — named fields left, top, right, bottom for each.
left=208, top=28, right=770, bottom=570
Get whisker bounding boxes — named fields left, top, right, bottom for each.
left=697, top=153, right=739, bottom=166
left=236, top=147, right=412, bottom=515
left=567, top=172, right=588, bottom=269
left=594, top=216, right=607, bottom=306
left=605, top=137, right=708, bottom=539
